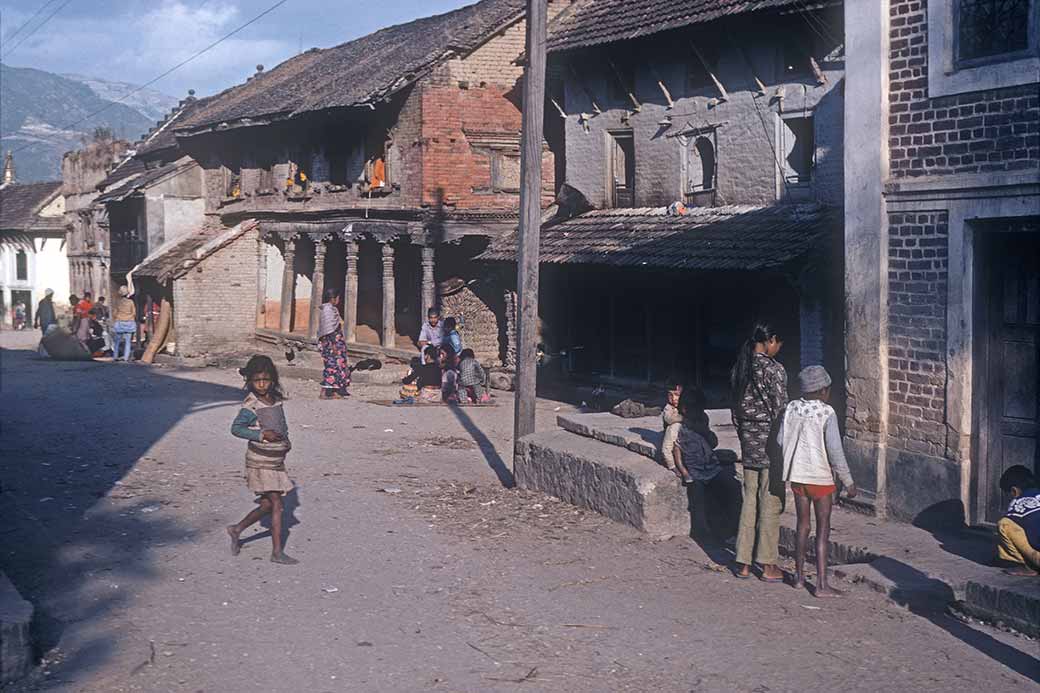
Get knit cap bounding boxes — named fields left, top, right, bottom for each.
left=798, top=365, right=832, bottom=394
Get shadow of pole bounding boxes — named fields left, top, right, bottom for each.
left=448, top=405, right=515, bottom=488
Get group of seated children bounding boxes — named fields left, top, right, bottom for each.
left=660, top=366, right=858, bottom=595
left=399, top=345, right=491, bottom=405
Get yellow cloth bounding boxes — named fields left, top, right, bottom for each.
left=997, top=517, right=1040, bottom=571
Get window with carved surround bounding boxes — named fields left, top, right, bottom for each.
left=956, top=0, right=1033, bottom=65
left=466, top=130, right=524, bottom=194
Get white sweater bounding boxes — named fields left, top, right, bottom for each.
left=778, top=399, right=854, bottom=487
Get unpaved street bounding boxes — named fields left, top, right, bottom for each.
left=1, top=333, right=1037, bottom=692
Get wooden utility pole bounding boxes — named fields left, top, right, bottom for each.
left=513, top=0, right=548, bottom=456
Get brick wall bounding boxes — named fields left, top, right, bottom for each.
left=173, top=227, right=259, bottom=357
left=419, top=83, right=555, bottom=210
left=889, top=0, right=1040, bottom=178
left=440, top=284, right=503, bottom=366
left=886, top=210, right=949, bottom=458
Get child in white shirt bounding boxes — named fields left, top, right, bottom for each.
left=778, top=365, right=857, bottom=597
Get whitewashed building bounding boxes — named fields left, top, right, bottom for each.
left=0, top=174, right=69, bottom=329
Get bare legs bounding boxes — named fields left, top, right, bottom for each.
left=793, top=492, right=841, bottom=597
left=226, top=493, right=298, bottom=564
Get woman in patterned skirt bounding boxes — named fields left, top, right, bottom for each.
left=317, top=288, right=350, bottom=400
left=731, top=322, right=789, bottom=582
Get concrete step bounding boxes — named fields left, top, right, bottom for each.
left=556, top=411, right=740, bottom=463
left=0, top=571, right=33, bottom=684
left=516, top=428, right=690, bottom=540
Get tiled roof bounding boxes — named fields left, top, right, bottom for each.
left=96, top=161, right=191, bottom=204
left=98, top=97, right=210, bottom=191
left=478, top=204, right=836, bottom=270
left=176, top=0, right=526, bottom=133
left=0, top=181, right=63, bottom=233
left=547, top=0, right=817, bottom=53
left=131, top=220, right=258, bottom=283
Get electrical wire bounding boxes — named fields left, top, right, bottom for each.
left=8, top=0, right=292, bottom=156
left=2, top=0, right=76, bottom=60
left=1, top=0, right=60, bottom=47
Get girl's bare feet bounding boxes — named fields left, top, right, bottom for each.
left=814, top=584, right=844, bottom=598
left=226, top=525, right=241, bottom=556
left=270, top=552, right=299, bottom=565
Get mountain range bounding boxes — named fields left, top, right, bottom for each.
left=1, top=64, right=179, bottom=183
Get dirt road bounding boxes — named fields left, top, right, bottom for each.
left=1, top=333, right=1037, bottom=691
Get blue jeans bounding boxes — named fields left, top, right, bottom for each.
left=113, top=321, right=135, bottom=361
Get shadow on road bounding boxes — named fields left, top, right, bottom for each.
left=871, top=557, right=1039, bottom=682
left=0, top=344, right=244, bottom=684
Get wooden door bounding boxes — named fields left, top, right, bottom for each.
left=609, top=132, right=635, bottom=208
left=979, top=232, right=1040, bottom=524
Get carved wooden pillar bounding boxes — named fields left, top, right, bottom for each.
left=343, top=239, right=359, bottom=343
left=381, top=242, right=396, bottom=348
left=256, top=233, right=268, bottom=328
left=308, top=236, right=328, bottom=340
left=421, top=245, right=436, bottom=319
left=279, top=235, right=297, bottom=333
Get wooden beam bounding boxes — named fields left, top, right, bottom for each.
left=690, top=41, right=728, bottom=102
left=513, top=0, right=548, bottom=450
left=567, top=63, right=602, bottom=114
left=648, top=63, right=675, bottom=109
left=606, top=56, right=641, bottom=112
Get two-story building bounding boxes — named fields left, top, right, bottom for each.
left=0, top=156, right=68, bottom=328
left=482, top=0, right=846, bottom=404
left=62, top=135, right=131, bottom=299
left=127, top=0, right=562, bottom=362
left=845, top=0, right=1039, bottom=524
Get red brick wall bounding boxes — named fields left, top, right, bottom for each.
left=419, top=83, right=555, bottom=210
left=887, top=210, right=949, bottom=457
left=889, top=0, right=1040, bottom=178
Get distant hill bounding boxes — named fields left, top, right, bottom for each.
left=62, top=73, right=179, bottom=123
left=0, top=64, right=167, bottom=182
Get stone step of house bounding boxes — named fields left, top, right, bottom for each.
left=515, top=428, right=691, bottom=540
left=521, top=411, right=1040, bottom=638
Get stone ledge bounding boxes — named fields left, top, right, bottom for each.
left=555, top=411, right=740, bottom=463
left=0, top=571, right=33, bottom=684
left=516, top=429, right=689, bottom=540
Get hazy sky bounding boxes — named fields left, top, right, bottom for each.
left=0, top=0, right=475, bottom=98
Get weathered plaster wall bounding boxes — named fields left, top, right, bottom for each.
left=560, top=17, right=845, bottom=210
left=844, top=0, right=890, bottom=503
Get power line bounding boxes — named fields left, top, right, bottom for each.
left=1, top=0, right=60, bottom=47
left=2, top=0, right=76, bottom=60
left=8, top=0, right=292, bottom=156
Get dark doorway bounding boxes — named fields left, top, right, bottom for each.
left=976, top=226, right=1040, bottom=524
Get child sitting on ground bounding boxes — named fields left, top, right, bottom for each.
left=458, top=349, right=491, bottom=403
left=778, top=365, right=857, bottom=597
left=402, top=347, right=443, bottom=403
left=995, top=465, right=1040, bottom=576
left=398, top=357, right=422, bottom=403
left=660, top=379, right=684, bottom=474
left=672, top=387, right=740, bottom=545
left=439, top=345, right=459, bottom=403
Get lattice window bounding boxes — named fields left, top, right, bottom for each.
left=957, top=0, right=1031, bottom=63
